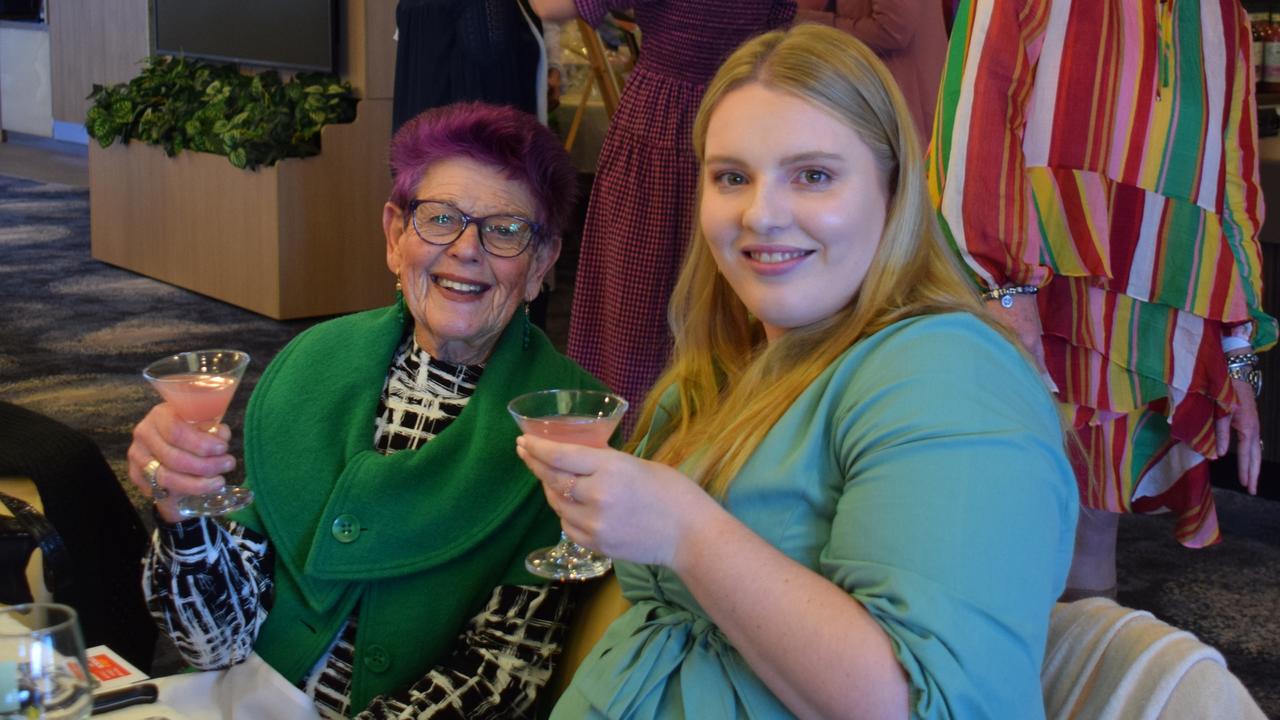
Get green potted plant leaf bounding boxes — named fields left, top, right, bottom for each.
left=85, top=57, right=359, bottom=171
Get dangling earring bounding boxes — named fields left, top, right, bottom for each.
left=395, top=276, right=403, bottom=294
left=522, top=302, right=531, bottom=350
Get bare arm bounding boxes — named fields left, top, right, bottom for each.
left=531, top=0, right=580, bottom=22
left=674, top=503, right=909, bottom=719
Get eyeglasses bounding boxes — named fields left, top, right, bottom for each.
left=406, top=199, right=542, bottom=258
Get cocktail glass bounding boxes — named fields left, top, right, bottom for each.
left=143, top=349, right=252, bottom=517
left=508, top=389, right=628, bottom=581
left=0, top=603, right=91, bottom=719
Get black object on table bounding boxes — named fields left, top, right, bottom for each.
left=90, top=683, right=159, bottom=715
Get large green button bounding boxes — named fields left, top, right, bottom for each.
left=331, top=514, right=361, bottom=543
left=364, top=644, right=390, bottom=673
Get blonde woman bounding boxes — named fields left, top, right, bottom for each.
left=517, top=24, right=1077, bottom=719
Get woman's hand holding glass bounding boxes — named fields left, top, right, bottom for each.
left=515, top=434, right=722, bottom=569
left=127, top=404, right=237, bottom=524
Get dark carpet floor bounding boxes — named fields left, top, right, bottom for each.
left=1, top=174, right=1277, bottom=716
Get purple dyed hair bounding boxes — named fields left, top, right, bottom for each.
left=388, top=102, right=578, bottom=243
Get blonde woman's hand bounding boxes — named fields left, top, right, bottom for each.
left=515, top=434, right=723, bottom=568
left=127, top=403, right=234, bottom=523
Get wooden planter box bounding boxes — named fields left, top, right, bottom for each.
left=89, top=99, right=395, bottom=320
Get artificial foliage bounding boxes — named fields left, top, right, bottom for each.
left=85, top=56, right=358, bottom=170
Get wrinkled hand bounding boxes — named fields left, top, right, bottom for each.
left=985, top=295, right=1057, bottom=392
left=515, top=434, right=721, bottom=567
left=1213, top=378, right=1262, bottom=495
left=127, top=403, right=235, bottom=523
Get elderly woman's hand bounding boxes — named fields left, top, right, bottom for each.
left=515, top=434, right=724, bottom=568
left=127, top=403, right=235, bottom=524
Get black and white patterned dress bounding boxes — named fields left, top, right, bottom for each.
left=144, top=335, right=572, bottom=719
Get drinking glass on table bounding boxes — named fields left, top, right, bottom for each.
left=143, top=349, right=252, bottom=518
left=0, top=603, right=91, bottom=720
left=508, top=389, right=628, bottom=581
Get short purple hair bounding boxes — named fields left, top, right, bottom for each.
left=388, top=102, right=578, bottom=242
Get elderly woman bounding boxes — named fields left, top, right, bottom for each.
left=126, top=102, right=603, bottom=719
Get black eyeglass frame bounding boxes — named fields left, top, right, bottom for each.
left=405, top=199, right=544, bottom=258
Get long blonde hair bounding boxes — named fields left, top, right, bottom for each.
left=632, top=24, right=994, bottom=497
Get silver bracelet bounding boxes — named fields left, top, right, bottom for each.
left=980, top=285, right=1039, bottom=308
left=1226, top=352, right=1260, bottom=369
left=1227, top=355, right=1263, bottom=397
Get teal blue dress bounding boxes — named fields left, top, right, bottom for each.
left=552, top=313, right=1079, bottom=719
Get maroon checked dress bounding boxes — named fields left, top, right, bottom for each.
left=567, top=0, right=796, bottom=429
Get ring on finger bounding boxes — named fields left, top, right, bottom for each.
left=143, top=459, right=169, bottom=501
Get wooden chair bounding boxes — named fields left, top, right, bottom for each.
left=561, top=19, right=630, bottom=152
left=542, top=574, right=630, bottom=711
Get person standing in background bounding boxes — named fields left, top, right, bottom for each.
left=929, top=0, right=1273, bottom=599
left=794, top=0, right=948, bottom=144
left=392, top=0, right=550, bottom=132
left=393, top=0, right=568, bottom=329
left=535, top=0, right=797, bottom=430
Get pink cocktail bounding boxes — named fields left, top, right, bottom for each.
left=150, top=373, right=239, bottom=429
left=144, top=350, right=252, bottom=518
left=508, top=389, right=628, bottom=581
left=515, top=415, right=616, bottom=448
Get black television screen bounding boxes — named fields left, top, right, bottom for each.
left=0, top=0, right=42, bottom=22
left=153, top=0, right=336, bottom=73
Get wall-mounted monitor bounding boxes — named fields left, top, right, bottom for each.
left=0, top=0, right=43, bottom=22
left=153, top=0, right=337, bottom=74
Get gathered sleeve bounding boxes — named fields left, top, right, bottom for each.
left=142, top=519, right=274, bottom=670
left=820, top=318, right=1077, bottom=718
left=928, top=0, right=1052, bottom=290
left=356, top=584, right=573, bottom=719
left=795, top=0, right=925, bottom=52
left=1220, top=4, right=1276, bottom=352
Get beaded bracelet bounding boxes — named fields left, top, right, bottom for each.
left=979, top=285, right=1039, bottom=308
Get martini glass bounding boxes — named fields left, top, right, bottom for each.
left=509, top=389, right=628, bottom=581
left=143, top=349, right=252, bottom=518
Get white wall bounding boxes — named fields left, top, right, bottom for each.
left=0, top=24, right=53, bottom=137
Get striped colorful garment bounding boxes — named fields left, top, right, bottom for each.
left=928, top=0, right=1276, bottom=546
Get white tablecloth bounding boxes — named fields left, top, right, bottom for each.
left=100, top=653, right=318, bottom=720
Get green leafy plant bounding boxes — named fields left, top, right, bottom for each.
left=85, top=56, right=358, bottom=170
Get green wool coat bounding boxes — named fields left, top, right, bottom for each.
left=230, top=300, right=604, bottom=708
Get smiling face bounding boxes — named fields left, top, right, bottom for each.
left=700, top=82, right=890, bottom=342
left=384, top=156, right=557, bottom=364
